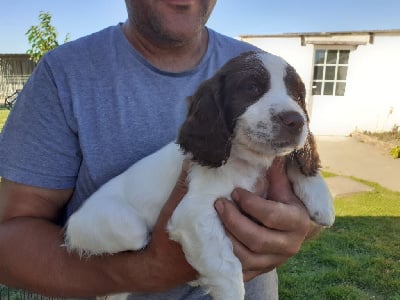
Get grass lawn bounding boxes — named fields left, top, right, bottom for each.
left=0, top=108, right=10, bottom=132
left=278, top=178, right=400, bottom=299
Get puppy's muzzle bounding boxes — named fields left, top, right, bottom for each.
left=277, top=111, right=305, bottom=136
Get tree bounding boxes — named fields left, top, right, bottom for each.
left=26, top=11, right=70, bottom=63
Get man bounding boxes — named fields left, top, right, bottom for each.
left=0, top=1, right=316, bottom=299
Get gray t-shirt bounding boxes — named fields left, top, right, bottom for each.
left=0, top=24, right=277, bottom=299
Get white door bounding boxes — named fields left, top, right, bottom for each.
left=309, top=49, right=351, bottom=135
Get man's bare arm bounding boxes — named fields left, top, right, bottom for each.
left=0, top=174, right=195, bottom=298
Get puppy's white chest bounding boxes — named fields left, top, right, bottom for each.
left=187, top=160, right=264, bottom=201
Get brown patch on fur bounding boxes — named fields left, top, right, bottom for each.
left=285, top=65, right=307, bottom=120
left=177, top=51, right=270, bottom=167
left=288, top=133, right=321, bottom=176
left=284, top=65, right=320, bottom=175
left=177, top=78, right=232, bottom=168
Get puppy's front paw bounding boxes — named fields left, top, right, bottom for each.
left=288, top=168, right=335, bottom=227
left=307, top=193, right=335, bottom=227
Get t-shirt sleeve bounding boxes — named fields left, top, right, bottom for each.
left=0, top=57, right=81, bottom=189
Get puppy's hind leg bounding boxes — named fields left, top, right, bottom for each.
left=65, top=191, right=150, bottom=255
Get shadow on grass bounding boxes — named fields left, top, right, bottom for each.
left=278, top=216, right=400, bottom=300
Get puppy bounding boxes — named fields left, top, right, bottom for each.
left=65, top=51, right=335, bottom=300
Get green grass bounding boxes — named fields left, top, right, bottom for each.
left=321, top=170, right=338, bottom=178
left=0, top=285, right=60, bottom=300
left=278, top=177, right=400, bottom=300
left=0, top=108, right=10, bottom=132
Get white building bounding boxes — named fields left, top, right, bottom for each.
left=240, top=30, right=400, bottom=136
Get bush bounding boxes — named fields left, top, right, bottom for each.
left=390, top=146, right=400, bottom=159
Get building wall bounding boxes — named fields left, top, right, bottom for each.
left=345, top=35, right=400, bottom=133
left=242, top=34, right=400, bottom=135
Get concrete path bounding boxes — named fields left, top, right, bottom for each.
left=316, top=136, right=400, bottom=193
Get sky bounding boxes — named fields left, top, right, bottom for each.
left=1, top=0, right=400, bottom=53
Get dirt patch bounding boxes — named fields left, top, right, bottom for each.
left=351, top=131, right=399, bottom=155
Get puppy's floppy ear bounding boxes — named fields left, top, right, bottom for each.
left=177, top=74, right=233, bottom=168
left=288, top=133, right=321, bottom=176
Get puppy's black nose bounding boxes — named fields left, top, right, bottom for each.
left=278, top=111, right=304, bottom=134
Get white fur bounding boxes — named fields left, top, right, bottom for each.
left=65, top=52, right=335, bottom=300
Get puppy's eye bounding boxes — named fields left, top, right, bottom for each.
left=296, top=94, right=304, bottom=101
left=244, top=82, right=262, bottom=95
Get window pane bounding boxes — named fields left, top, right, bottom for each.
left=312, top=81, right=322, bottom=95
left=313, top=66, right=324, bottom=80
left=325, top=66, right=336, bottom=80
left=323, top=82, right=334, bottom=95
left=314, top=50, right=325, bottom=64
left=339, top=50, right=350, bottom=64
left=326, top=50, right=338, bottom=64
left=335, top=82, right=346, bottom=96
left=337, top=66, right=348, bottom=80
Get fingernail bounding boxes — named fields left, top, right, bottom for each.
left=231, top=190, right=239, bottom=202
left=214, top=199, right=224, bottom=214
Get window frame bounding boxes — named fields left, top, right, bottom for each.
left=312, top=47, right=351, bottom=97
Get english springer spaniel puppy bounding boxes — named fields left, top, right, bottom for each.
left=65, top=51, right=335, bottom=300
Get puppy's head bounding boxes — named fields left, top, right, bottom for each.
left=178, top=51, right=320, bottom=175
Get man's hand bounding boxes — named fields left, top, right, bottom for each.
left=214, top=158, right=316, bottom=281
left=140, top=161, right=197, bottom=292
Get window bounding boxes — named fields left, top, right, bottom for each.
left=312, top=49, right=350, bottom=96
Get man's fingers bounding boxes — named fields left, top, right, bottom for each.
left=232, top=188, right=310, bottom=232
left=215, top=199, right=305, bottom=255
left=228, top=231, right=285, bottom=272
left=266, top=157, right=304, bottom=207
left=253, top=172, right=268, bottom=198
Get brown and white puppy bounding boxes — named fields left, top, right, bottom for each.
left=65, top=51, right=335, bottom=300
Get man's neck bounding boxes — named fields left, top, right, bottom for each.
left=122, top=21, right=209, bottom=73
